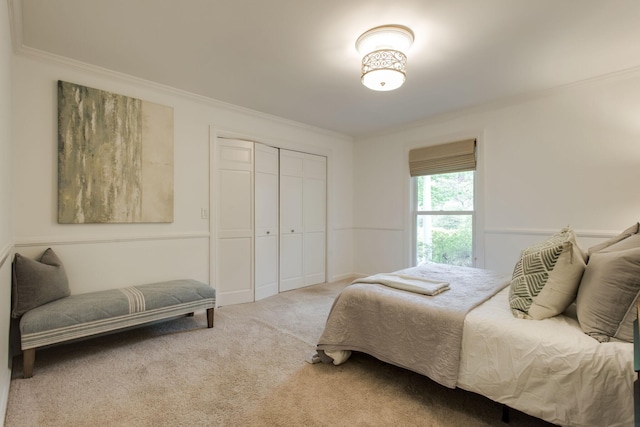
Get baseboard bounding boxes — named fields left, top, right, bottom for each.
left=330, top=273, right=359, bottom=283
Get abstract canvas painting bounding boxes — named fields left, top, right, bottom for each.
left=57, top=81, right=174, bottom=223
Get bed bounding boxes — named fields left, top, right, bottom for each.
left=316, top=226, right=639, bottom=427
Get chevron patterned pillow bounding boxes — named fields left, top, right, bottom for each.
left=509, top=227, right=586, bottom=319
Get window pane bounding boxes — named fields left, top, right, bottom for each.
left=416, top=172, right=474, bottom=211
left=416, top=214, right=473, bottom=267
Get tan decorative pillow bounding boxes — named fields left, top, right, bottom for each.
left=509, top=227, right=586, bottom=319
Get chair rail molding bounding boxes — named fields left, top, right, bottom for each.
left=484, top=227, right=617, bottom=239
left=14, top=231, right=210, bottom=247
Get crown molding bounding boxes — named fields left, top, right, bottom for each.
left=357, top=64, right=640, bottom=141
left=11, top=44, right=352, bottom=144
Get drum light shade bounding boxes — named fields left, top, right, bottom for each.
left=356, top=25, right=414, bottom=91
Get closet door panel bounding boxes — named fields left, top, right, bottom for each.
left=280, top=150, right=304, bottom=176
left=216, top=139, right=254, bottom=306
left=279, top=150, right=304, bottom=291
left=280, top=175, right=303, bottom=231
left=303, top=176, right=326, bottom=234
left=254, top=143, right=279, bottom=301
left=255, top=234, right=278, bottom=300
left=303, top=154, right=326, bottom=285
left=255, top=144, right=278, bottom=174
left=255, top=172, right=278, bottom=236
left=304, top=231, right=325, bottom=285
left=280, top=232, right=304, bottom=291
left=217, top=238, right=252, bottom=294
left=304, top=154, right=326, bottom=180
left=218, top=169, right=253, bottom=238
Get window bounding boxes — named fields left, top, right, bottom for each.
left=409, top=139, right=476, bottom=267
left=414, top=172, right=474, bottom=266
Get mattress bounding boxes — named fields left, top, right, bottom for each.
left=457, top=287, right=634, bottom=427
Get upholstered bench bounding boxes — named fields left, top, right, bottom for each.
left=19, top=279, right=216, bottom=378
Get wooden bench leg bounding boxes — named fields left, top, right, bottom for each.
left=23, top=348, right=35, bottom=379
left=207, top=308, right=214, bottom=328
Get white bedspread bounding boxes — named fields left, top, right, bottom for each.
left=457, top=287, right=634, bottom=427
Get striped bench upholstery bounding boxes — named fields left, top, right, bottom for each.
left=20, top=279, right=215, bottom=378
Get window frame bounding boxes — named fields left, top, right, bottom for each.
left=411, top=170, right=477, bottom=267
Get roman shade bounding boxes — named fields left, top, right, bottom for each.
left=409, top=139, right=476, bottom=177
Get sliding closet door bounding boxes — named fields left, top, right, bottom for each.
left=303, top=154, right=326, bottom=285
left=254, top=143, right=279, bottom=301
left=279, top=149, right=326, bottom=292
left=215, top=139, right=254, bottom=306
left=279, top=150, right=304, bottom=292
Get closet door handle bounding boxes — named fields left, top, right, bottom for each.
left=291, top=229, right=295, bottom=233
left=266, top=231, right=270, bottom=235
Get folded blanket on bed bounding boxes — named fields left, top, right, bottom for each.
left=353, top=273, right=449, bottom=295
left=317, top=263, right=510, bottom=388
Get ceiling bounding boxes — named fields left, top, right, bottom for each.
left=11, top=0, right=640, bottom=137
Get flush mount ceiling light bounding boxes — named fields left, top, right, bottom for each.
left=356, top=24, right=414, bottom=91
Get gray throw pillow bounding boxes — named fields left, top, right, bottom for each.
left=11, top=248, right=70, bottom=318
left=598, top=234, right=640, bottom=253
left=587, top=223, right=639, bottom=256
left=576, top=247, right=640, bottom=342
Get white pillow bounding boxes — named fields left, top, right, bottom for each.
left=509, top=227, right=586, bottom=319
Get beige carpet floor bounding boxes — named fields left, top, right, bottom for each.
left=4, top=279, right=554, bottom=426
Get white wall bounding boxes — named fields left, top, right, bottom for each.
left=354, top=69, right=640, bottom=275
left=12, top=52, right=354, bottom=297
left=0, top=1, right=13, bottom=422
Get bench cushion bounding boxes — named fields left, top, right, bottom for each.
left=20, top=279, right=215, bottom=349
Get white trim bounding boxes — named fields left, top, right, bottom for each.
left=11, top=45, right=351, bottom=142
left=0, top=243, right=12, bottom=270
left=329, top=273, right=357, bottom=283
left=353, top=227, right=403, bottom=232
left=403, top=130, right=486, bottom=268
left=332, top=226, right=353, bottom=231
left=215, top=130, right=335, bottom=159
left=14, top=231, right=209, bottom=247
left=484, top=227, right=617, bottom=239
left=211, top=127, right=335, bottom=298
left=0, top=367, right=10, bottom=427
left=415, top=211, right=474, bottom=215
left=473, top=132, right=486, bottom=268
left=208, top=126, right=217, bottom=306
left=7, top=0, right=22, bottom=53
left=358, top=65, right=640, bottom=140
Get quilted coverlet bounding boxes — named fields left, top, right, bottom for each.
left=317, top=263, right=510, bottom=388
